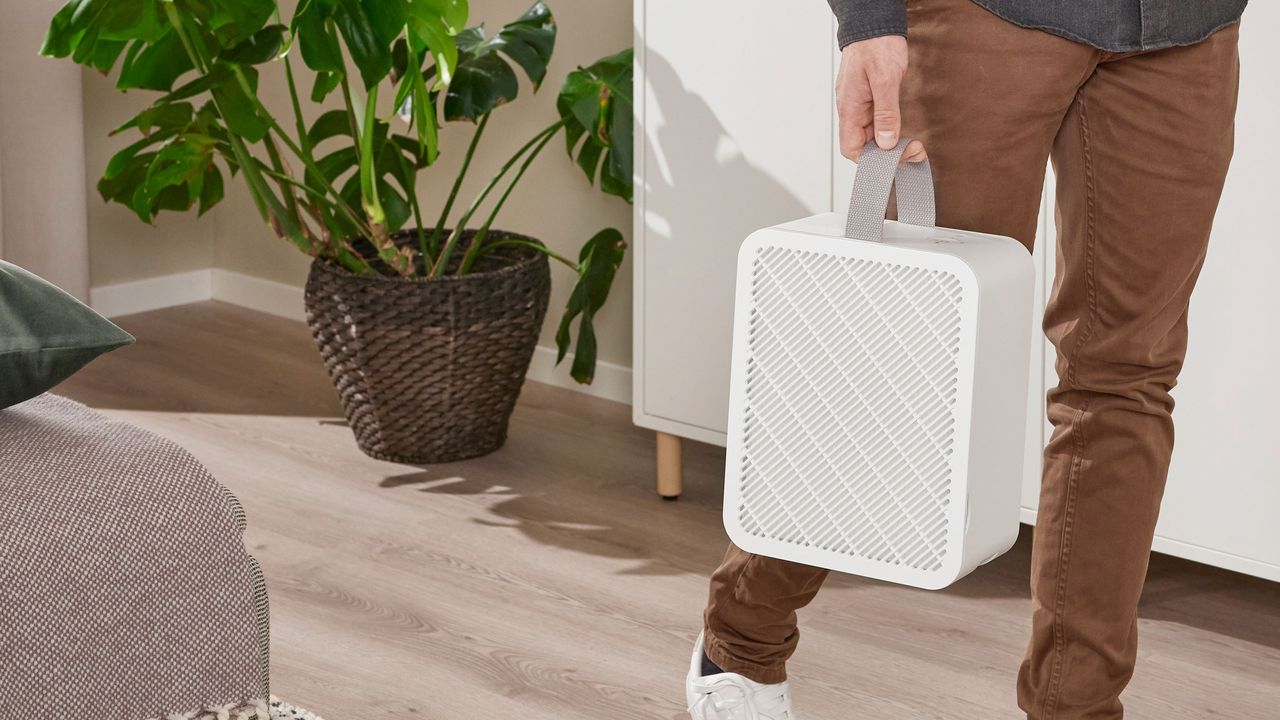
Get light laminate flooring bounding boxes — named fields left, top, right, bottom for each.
left=59, top=301, right=1280, bottom=719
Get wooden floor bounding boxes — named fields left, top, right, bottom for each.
left=61, top=302, right=1280, bottom=719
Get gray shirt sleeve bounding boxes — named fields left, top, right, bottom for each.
left=827, top=0, right=908, bottom=47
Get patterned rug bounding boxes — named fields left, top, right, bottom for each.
left=273, top=699, right=325, bottom=720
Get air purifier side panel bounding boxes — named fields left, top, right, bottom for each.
left=957, top=239, right=1037, bottom=572
left=722, top=231, right=774, bottom=562
left=721, top=231, right=766, bottom=552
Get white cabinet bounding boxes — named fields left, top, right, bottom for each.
left=633, top=0, right=836, bottom=447
left=633, top=2, right=1279, bottom=582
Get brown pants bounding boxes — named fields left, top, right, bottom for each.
left=703, top=1, right=1241, bottom=718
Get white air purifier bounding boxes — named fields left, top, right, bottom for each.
left=723, top=140, right=1035, bottom=589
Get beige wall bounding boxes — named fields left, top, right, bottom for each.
left=81, top=69, right=216, bottom=285
left=79, top=0, right=633, bottom=369
left=0, top=0, right=91, bottom=300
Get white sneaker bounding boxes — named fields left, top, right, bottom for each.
left=685, top=631, right=795, bottom=720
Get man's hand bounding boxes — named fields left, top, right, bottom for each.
left=836, top=36, right=926, bottom=163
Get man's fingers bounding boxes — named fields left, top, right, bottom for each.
left=837, top=75, right=875, bottom=162
left=869, top=72, right=902, bottom=150
left=835, top=36, right=910, bottom=163
left=838, top=105, right=872, bottom=161
left=841, top=107, right=925, bottom=164
left=902, top=139, right=928, bottom=163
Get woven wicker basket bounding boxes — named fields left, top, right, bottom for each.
left=304, top=230, right=551, bottom=463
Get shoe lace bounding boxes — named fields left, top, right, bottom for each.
left=689, top=679, right=792, bottom=720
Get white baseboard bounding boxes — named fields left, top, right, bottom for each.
left=527, top=346, right=632, bottom=404
left=210, top=268, right=306, bottom=322
left=89, top=270, right=212, bottom=319
left=91, top=268, right=632, bottom=404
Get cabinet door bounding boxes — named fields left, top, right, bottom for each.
left=633, top=0, right=837, bottom=443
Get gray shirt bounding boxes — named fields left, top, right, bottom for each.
left=827, top=0, right=1247, bottom=51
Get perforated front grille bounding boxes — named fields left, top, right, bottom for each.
left=735, top=246, right=965, bottom=572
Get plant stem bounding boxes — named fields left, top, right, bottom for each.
left=392, top=149, right=429, bottom=270
left=328, top=19, right=364, bottom=163
left=430, top=112, right=490, bottom=251
left=283, top=56, right=311, bottom=154
left=258, top=164, right=336, bottom=202
left=431, top=120, right=563, bottom=277
left=286, top=52, right=358, bottom=265
left=340, top=79, right=364, bottom=163
left=227, top=63, right=373, bottom=240
left=324, top=22, right=413, bottom=275
left=178, top=8, right=371, bottom=253
left=358, top=84, right=386, bottom=229
left=480, top=239, right=577, bottom=269
left=262, top=134, right=305, bottom=239
left=458, top=127, right=559, bottom=273
left=296, top=197, right=369, bottom=273
left=478, top=123, right=562, bottom=230
left=223, top=28, right=366, bottom=238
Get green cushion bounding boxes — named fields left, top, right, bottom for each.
left=0, top=260, right=133, bottom=408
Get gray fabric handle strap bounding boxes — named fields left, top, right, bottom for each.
left=844, top=138, right=936, bottom=242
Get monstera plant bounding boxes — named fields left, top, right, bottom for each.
left=44, top=0, right=633, bottom=464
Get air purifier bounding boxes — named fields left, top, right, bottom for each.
left=722, top=139, right=1035, bottom=589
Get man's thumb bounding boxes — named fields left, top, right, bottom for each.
left=871, top=80, right=902, bottom=149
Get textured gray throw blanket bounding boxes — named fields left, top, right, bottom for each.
left=0, top=394, right=270, bottom=720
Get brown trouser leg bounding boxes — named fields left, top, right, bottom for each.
left=703, top=1, right=1240, bottom=716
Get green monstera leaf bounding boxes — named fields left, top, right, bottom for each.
left=99, top=101, right=230, bottom=223
left=557, top=48, right=633, bottom=203
left=293, top=0, right=465, bottom=188
left=116, top=30, right=195, bottom=90
left=44, top=0, right=273, bottom=76
left=303, top=110, right=430, bottom=236
left=555, top=227, right=627, bottom=384
left=44, top=1, right=167, bottom=72
left=45, top=0, right=273, bottom=228
left=292, top=0, right=396, bottom=90
left=218, top=24, right=287, bottom=65
left=293, top=0, right=465, bottom=95
left=442, top=2, right=556, bottom=121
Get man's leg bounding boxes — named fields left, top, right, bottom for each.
left=1018, top=26, right=1241, bottom=720
left=703, top=545, right=828, bottom=683
left=702, top=0, right=1096, bottom=685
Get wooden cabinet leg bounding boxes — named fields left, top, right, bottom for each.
left=656, top=431, right=683, bottom=501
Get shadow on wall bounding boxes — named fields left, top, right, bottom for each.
left=629, top=46, right=822, bottom=450
left=640, top=48, right=813, bottom=234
